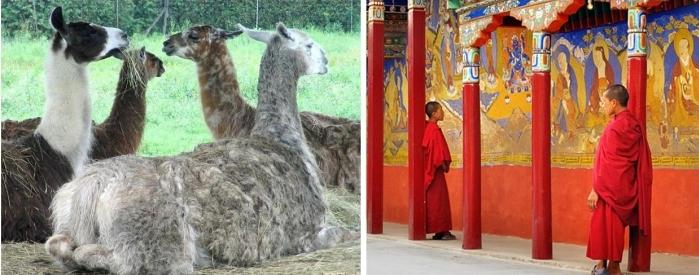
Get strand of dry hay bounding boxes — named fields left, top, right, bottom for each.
left=196, top=241, right=360, bottom=274
left=324, top=188, right=360, bottom=231
left=1, top=141, right=41, bottom=199
left=120, top=47, right=146, bottom=93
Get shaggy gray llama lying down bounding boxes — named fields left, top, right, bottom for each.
left=46, top=23, right=357, bottom=274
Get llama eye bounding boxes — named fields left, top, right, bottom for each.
left=306, top=44, right=312, bottom=49
left=188, top=33, right=199, bottom=42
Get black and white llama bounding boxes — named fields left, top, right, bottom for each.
left=46, top=23, right=356, bottom=274
left=1, top=47, right=164, bottom=160
left=1, top=6, right=129, bottom=242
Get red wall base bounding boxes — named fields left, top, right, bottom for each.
left=383, top=165, right=699, bottom=256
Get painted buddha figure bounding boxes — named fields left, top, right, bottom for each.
left=553, top=51, right=580, bottom=139
left=669, top=30, right=699, bottom=128
left=586, top=46, right=613, bottom=132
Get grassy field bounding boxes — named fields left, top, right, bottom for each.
left=1, top=30, right=360, bottom=156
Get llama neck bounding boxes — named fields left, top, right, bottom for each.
left=196, top=43, right=254, bottom=138
left=251, top=50, right=303, bottom=143
left=251, top=46, right=321, bottom=195
left=98, top=62, right=147, bottom=151
left=35, top=37, right=93, bottom=173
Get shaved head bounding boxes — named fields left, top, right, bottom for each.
left=604, top=84, right=629, bottom=107
left=425, top=101, right=441, bottom=118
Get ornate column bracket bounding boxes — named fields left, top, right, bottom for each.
left=462, top=47, right=481, bottom=84
left=460, top=15, right=503, bottom=48
left=510, top=0, right=583, bottom=33
left=609, top=0, right=665, bottom=10
left=408, top=0, right=425, bottom=10
left=627, top=7, right=647, bottom=57
left=532, top=32, right=552, bottom=72
left=368, top=1, right=385, bottom=23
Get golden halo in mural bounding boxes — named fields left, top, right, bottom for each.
left=592, top=35, right=610, bottom=59
left=673, top=28, right=694, bottom=58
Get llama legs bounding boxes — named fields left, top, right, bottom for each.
left=311, top=226, right=360, bottom=251
left=72, top=244, right=112, bottom=271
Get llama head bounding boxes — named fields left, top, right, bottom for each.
left=143, top=49, right=166, bottom=80
left=162, top=25, right=242, bottom=61
left=113, top=47, right=165, bottom=87
left=49, top=6, right=129, bottom=63
left=238, top=23, right=328, bottom=76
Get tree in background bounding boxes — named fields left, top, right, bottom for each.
left=1, top=0, right=360, bottom=38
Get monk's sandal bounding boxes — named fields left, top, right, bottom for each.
left=591, top=265, right=609, bottom=275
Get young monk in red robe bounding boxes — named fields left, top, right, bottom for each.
left=423, top=102, right=455, bottom=240
left=587, top=84, right=652, bottom=275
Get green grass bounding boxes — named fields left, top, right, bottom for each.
left=1, top=30, right=360, bottom=156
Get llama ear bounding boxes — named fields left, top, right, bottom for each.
left=139, top=47, right=146, bottom=60
left=238, top=23, right=272, bottom=44
left=276, top=22, right=293, bottom=41
left=50, top=6, right=66, bottom=34
left=216, top=28, right=243, bottom=40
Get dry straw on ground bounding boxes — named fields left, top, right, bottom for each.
left=2, top=241, right=359, bottom=274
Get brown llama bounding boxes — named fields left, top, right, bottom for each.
left=1, top=7, right=129, bottom=242
left=162, top=26, right=359, bottom=193
left=90, top=48, right=164, bottom=160
left=1, top=48, right=164, bottom=162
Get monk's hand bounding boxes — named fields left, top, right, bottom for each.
left=587, top=190, right=598, bottom=211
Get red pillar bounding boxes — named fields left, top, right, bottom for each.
left=407, top=0, right=426, bottom=241
left=626, top=7, right=651, bottom=272
left=367, top=1, right=385, bottom=234
left=627, top=58, right=647, bottom=129
left=462, top=47, right=482, bottom=249
left=531, top=31, right=552, bottom=260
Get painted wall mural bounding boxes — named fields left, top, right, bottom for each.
left=549, top=19, right=627, bottom=164
left=644, top=4, right=699, bottom=167
left=425, top=0, right=464, bottom=164
left=478, top=27, right=534, bottom=165
left=383, top=0, right=465, bottom=165
left=383, top=9, right=409, bottom=164
left=383, top=2, right=699, bottom=168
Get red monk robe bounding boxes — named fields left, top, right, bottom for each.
left=423, top=121, right=453, bottom=234
left=587, top=110, right=653, bottom=261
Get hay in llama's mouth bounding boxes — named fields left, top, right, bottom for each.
left=102, top=46, right=129, bottom=60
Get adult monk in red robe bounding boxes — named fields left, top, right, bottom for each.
left=423, top=102, right=455, bottom=240
left=587, top=84, right=652, bottom=275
